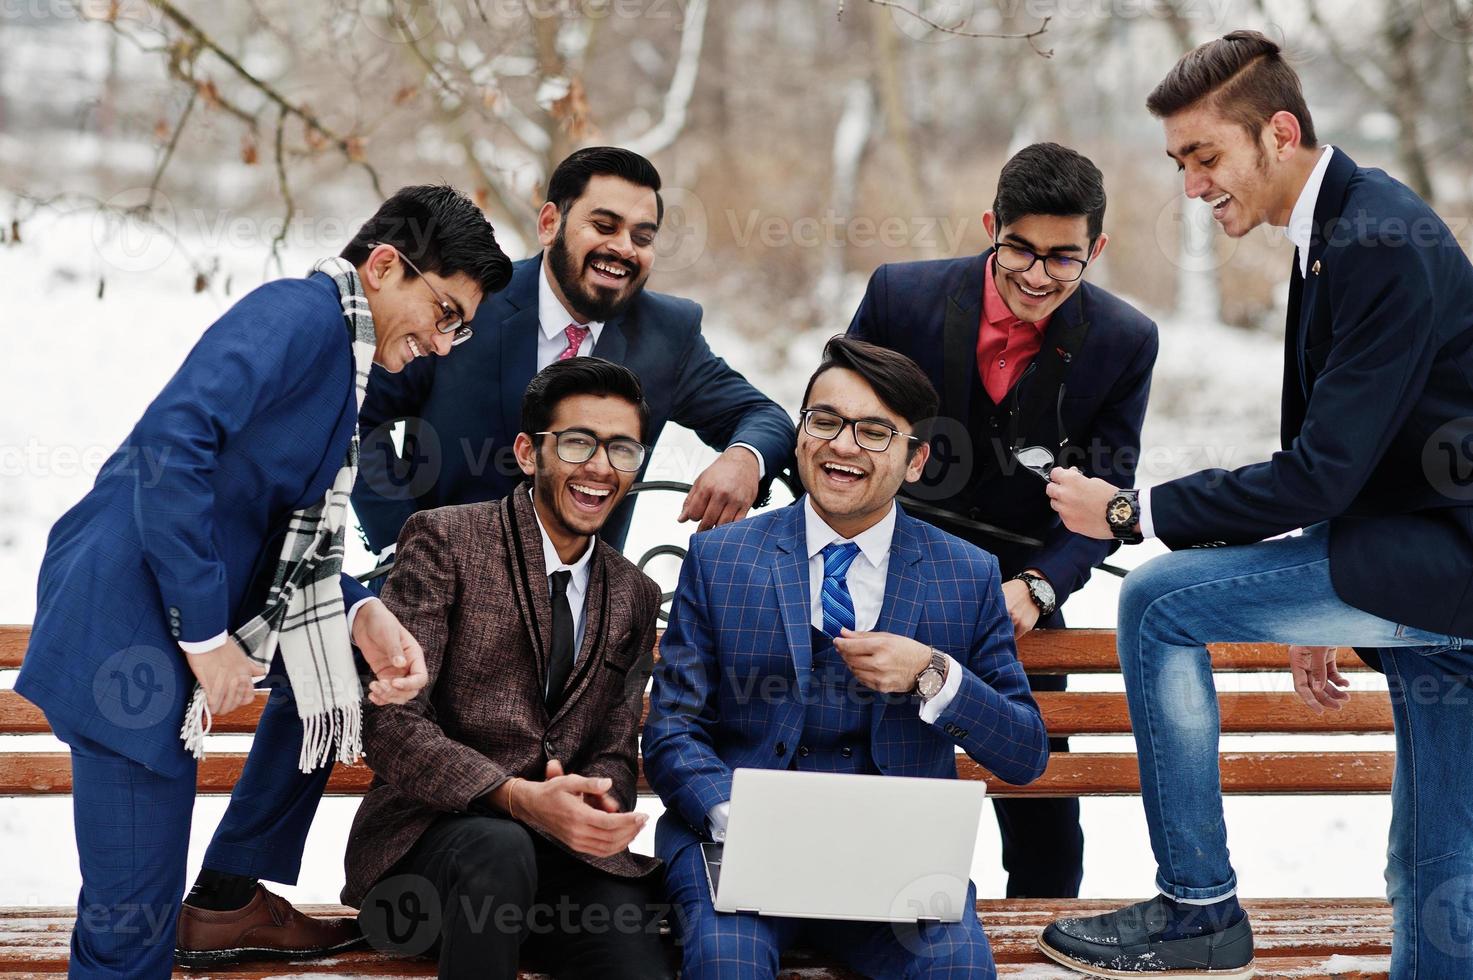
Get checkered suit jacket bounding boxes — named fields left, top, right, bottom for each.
left=642, top=497, right=1049, bottom=861
left=342, top=487, right=662, bottom=906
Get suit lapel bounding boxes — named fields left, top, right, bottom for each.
left=770, top=503, right=814, bottom=697
left=499, top=259, right=543, bottom=442
left=942, top=252, right=987, bottom=423
left=592, top=310, right=630, bottom=365
left=506, top=486, right=555, bottom=692
left=870, top=505, right=927, bottom=743
left=1289, top=150, right=1357, bottom=410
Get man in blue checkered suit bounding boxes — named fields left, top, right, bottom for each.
left=644, top=336, right=1050, bottom=979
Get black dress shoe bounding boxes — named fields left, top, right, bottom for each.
left=1038, top=895, right=1255, bottom=978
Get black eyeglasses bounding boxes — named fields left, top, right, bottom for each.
left=371, top=243, right=473, bottom=346
left=800, top=409, right=920, bottom=453
left=1013, top=445, right=1056, bottom=481
left=995, top=243, right=1090, bottom=283
left=536, top=429, right=648, bottom=473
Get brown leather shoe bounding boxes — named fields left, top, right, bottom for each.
left=175, top=884, right=364, bottom=967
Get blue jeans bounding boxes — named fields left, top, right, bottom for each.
left=1119, top=523, right=1473, bottom=978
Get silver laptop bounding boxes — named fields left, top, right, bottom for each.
left=701, top=768, right=987, bottom=923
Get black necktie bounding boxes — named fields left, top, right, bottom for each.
left=546, top=570, right=575, bottom=711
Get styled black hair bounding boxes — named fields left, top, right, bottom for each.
left=992, top=142, right=1107, bottom=244
left=546, top=146, right=664, bottom=225
left=341, top=184, right=513, bottom=298
left=521, top=357, right=651, bottom=444
left=801, top=336, right=939, bottom=449
left=1147, top=30, right=1317, bottom=148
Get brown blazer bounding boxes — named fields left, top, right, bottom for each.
left=342, top=486, right=662, bottom=907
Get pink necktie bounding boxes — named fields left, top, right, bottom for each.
left=559, top=323, right=591, bottom=361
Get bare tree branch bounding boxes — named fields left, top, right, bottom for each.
left=146, top=85, right=197, bottom=208
left=852, top=0, right=1052, bottom=56
left=624, top=0, right=709, bottom=156
left=144, top=0, right=385, bottom=197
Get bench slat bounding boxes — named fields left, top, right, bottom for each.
left=0, top=625, right=1372, bottom=674
left=0, top=750, right=1396, bottom=797
left=0, top=688, right=1397, bottom=738
left=0, top=900, right=1395, bottom=978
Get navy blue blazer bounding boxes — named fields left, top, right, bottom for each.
left=351, top=255, right=797, bottom=553
left=1152, top=150, right=1473, bottom=640
left=642, top=499, right=1048, bottom=861
left=849, top=251, right=1158, bottom=608
left=18, top=272, right=373, bottom=777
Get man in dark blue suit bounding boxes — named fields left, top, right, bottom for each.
left=1043, top=32, right=1473, bottom=978
left=353, top=147, right=795, bottom=560
left=19, top=185, right=515, bottom=977
left=849, top=142, right=1159, bottom=899
left=644, top=337, right=1049, bottom=979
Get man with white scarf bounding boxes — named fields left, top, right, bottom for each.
left=17, top=184, right=513, bottom=978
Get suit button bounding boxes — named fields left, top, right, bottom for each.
left=170, top=628, right=181, bottom=638
left=798, top=746, right=810, bottom=758
left=841, top=747, right=853, bottom=759
left=543, top=739, right=555, bottom=758
left=774, top=742, right=786, bottom=757
left=168, top=607, right=181, bottom=617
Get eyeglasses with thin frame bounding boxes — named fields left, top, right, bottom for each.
left=800, top=408, right=921, bottom=453
left=994, top=243, right=1091, bottom=283
left=536, top=429, right=649, bottom=473
left=370, top=242, right=473, bottom=346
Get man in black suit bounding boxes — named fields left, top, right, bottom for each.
left=1042, top=31, right=1473, bottom=979
left=848, top=142, right=1159, bottom=899
left=353, top=147, right=795, bottom=558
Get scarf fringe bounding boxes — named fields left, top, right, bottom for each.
left=297, top=701, right=363, bottom=773
left=180, top=684, right=213, bottom=761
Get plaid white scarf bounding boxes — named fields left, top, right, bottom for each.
left=181, top=257, right=377, bottom=772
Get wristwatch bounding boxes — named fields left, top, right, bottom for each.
left=914, top=648, right=948, bottom=700
left=1106, top=488, right=1143, bottom=544
left=1013, top=571, right=1057, bottom=618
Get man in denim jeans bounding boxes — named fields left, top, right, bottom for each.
left=1041, top=30, right=1473, bottom=979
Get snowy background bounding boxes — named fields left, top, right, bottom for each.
left=7, top=0, right=1456, bottom=919
left=0, top=206, right=1395, bottom=911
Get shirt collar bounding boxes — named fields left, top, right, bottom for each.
left=983, top=253, right=1049, bottom=334
left=538, top=256, right=605, bottom=344
left=1287, top=145, right=1335, bottom=277
left=803, top=496, right=896, bottom=569
left=528, top=487, right=594, bottom=588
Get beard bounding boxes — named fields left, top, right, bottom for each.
left=547, top=223, right=644, bottom=323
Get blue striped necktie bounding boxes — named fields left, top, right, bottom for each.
left=820, top=541, right=861, bottom=637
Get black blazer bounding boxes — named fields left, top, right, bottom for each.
left=351, top=256, right=796, bottom=553
left=1152, top=149, right=1473, bottom=640
left=848, top=250, right=1159, bottom=608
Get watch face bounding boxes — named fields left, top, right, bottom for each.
left=1108, top=498, right=1133, bottom=527
left=917, top=669, right=943, bottom=699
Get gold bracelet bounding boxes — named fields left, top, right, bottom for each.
left=506, top=778, right=520, bottom=821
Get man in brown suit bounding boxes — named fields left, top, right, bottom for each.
left=343, top=357, right=673, bottom=980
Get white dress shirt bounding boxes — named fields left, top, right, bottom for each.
left=529, top=487, right=595, bottom=676
left=1137, top=146, right=1336, bottom=540
left=538, top=258, right=604, bottom=366
left=706, top=499, right=964, bottom=838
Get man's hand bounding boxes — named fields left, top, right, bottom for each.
left=351, top=599, right=429, bottom=706
left=1289, top=645, right=1351, bottom=714
left=186, top=637, right=267, bottom=716
left=514, top=760, right=648, bottom=857
left=1001, top=579, right=1042, bottom=638
left=1045, top=468, right=1117, bottom=540
left=832, top=629, right=932, bottom=694
left=678, top=446, right=761, bottom=532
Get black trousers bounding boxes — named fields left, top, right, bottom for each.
left=990, top=670, right=1085, bottom=898
left=359, top=813, right=673, bottom=980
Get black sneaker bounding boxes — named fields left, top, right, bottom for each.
left=1038, top=895, right=1255, bottom=978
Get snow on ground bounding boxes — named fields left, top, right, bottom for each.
left=0, top=209, right=1393, bottom=910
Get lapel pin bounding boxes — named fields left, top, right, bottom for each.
left=1311, top=259, right=1322, bottom=276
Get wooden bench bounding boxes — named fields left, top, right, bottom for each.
left=0, top=624, right=1395, bottom=978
